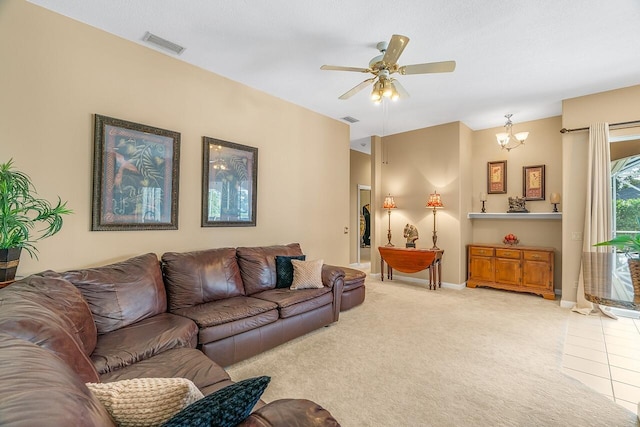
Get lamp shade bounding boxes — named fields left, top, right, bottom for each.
left=383, top=194, right=397, bottom=209
left=426, top=191, right=444, bottom=208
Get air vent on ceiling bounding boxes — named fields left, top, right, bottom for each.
left=142, top=31, right=185, bottom=55
left=341, top=116, right=359, bottom=123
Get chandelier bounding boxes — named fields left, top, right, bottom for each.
left=496, top=114, right=529, bottom=151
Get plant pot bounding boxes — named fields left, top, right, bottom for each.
left=0, top=248, right=22, bottom=282
left=629, top=258, right=640, bottom=296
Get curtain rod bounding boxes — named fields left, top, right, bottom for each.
left=559, top=120, right=640, bottom=133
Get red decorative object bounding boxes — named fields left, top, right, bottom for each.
left=503, top=233, right=519, bottom=245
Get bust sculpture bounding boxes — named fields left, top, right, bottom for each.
left=403, top=224, right=419, bottom=248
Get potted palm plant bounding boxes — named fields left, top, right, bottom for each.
left=0, top=159, right=72, bottom=282
left=594, top=217, right=640, bottom=293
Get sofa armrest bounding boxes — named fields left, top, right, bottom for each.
left=238, top=398, right=340, bottom=427
left=321, top=264, right=345, bottom=289
left=322, top=265, right=344, bottom=322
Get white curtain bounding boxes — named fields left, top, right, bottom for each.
left=572, top=123, right=612, bottom=315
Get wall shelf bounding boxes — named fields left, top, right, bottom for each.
left=467, top=212, right=562, bottom=220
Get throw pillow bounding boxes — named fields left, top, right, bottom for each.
left=162, top=376, right=271, bottom=427
left=86, top=378, right=204, bottom=427
left=275, top=255, right=306, bottom=288
left=290, top=259, right=324, bottom=290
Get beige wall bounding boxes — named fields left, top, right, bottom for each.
left=471, top=116, right=564, bottom=291
left=349, top=150, right=371, bottom=263
left=375, top=122, right=466, bottom=284
left=0, top=1, right=350, bottom=275
left=560, top=84, right=640, bottom=305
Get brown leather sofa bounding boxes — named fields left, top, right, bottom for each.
left=0, top=246, right=341, bottom=426
left=161, top=243, right=346, bottom=366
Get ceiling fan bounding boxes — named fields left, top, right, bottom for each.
left=321, top=34, right=456, bottom=102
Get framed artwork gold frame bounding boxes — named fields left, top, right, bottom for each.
left=523, top=164, right=545, bottom=201
left=487, top=160, right=507, bottom=194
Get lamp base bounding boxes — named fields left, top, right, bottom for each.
left=552, top=203, right=558, bottom=212
left=481, top=200, right=486, bottom=213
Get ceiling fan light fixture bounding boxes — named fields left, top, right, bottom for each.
left=382, top=80, right=393, bottom=98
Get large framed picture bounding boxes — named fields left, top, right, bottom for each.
left=523, top=164, right=545, bottom=201
left=92, top=114, right=180, bottom=231
left=487, top=160, right=507, bottom=194
left=202, top=137, right=257, bottom=227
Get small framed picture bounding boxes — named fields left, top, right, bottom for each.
left=202, top=137, right=258, bottom=227
left=92, top=115, right=180, bottom=231
left=487, top=160, right=507, bottom=194
left=523, top=165, right=545, bottom=201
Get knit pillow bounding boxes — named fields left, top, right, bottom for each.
left=86, top=378, right=204, bottom=427
left=290, top=259, right=324, bottom=290
left=275, top=255, right=306, bottom=288
left=162, top=376, right=270, bottom=427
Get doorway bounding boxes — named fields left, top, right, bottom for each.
left=357, top=185, right=371, bottom=266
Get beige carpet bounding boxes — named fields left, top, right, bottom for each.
left=227, top=274, right=638, bottom=426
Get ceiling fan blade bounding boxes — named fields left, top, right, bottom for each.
left=399, top=60, right=456, bottom=75
left=391, top=79, right=410, bottom=99
left=339, top=77, right=376, bottom=100
left=382, top=34, right=410, bottom=66
left=321, top=65, right=370, bottom=73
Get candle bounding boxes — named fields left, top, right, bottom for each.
left=480, top=192, right=487, bottom=201
left=550, top=193, right=561, bottom=204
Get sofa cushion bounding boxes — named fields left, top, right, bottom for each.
left=4, top=272, right=98, bottom=356
left=62, top=253, right=167, bottom=334
left=91, top=312, right=198, bottom=375
left=162, top=248, right=245, bottom=311
left=162, top=376, right=270, bottom=427
left=252, top=287, right=333, bottom=319
left=87, top=378, right=203, bottom=427
left=275, top=255, right=306, bottom=288
left=99, top=347, right=232, bottom=397
left=290, top=259, right=324, bottom=290
left=173, top=296, right=278, bottom=329
left=0, top=289, right=100, bottom=383
left=236, top=244, right=303, bottom=295
left=0, top=333, right=115, bottom=426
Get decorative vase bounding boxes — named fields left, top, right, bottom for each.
left=0, top=248, right=21, bottom=282
left=629, top=258, right=640, bottom=296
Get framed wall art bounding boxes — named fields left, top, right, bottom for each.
left=92, top=114, right=180, bottom=231
left=202, top=136, right=258, bottom=227
left=487, top=160, right=507, bottom=194
left=523, top=164, right=545, bottom=201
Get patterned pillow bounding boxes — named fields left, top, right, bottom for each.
left=290, top=259, right=324, bottom=290
left=162, top=376, right=270, bottom=427
left=275, top=255, right=306, bottom=288
left=86, top=378, right=204, bottom=427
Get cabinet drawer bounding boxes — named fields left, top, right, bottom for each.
left=523, top=251, right=550, bottom=262
left=495, top=248, right=521, bottom=259
left=470, top=247, right=494, bottom=256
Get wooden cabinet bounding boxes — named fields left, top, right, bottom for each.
left=467, top=244, right=555, bottom=300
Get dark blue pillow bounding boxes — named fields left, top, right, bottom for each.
left=161, top=376, right=270, bottom=427
left=275, top=255, right=306, bottom=288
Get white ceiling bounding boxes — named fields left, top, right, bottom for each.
left=28, top=0, right=640, bottom=154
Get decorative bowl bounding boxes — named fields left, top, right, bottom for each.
left=503, top=233, right=519, bottom=246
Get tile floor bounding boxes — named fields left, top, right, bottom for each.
left=562, top=310, right=640, bottom=415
